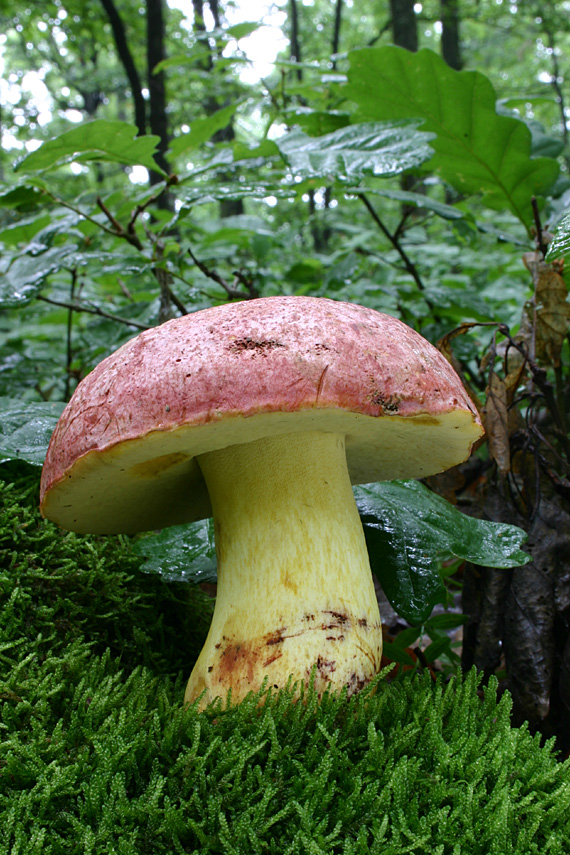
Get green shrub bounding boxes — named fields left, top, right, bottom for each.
left=1, top=465, right=569, bottom=854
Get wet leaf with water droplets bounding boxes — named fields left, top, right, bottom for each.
left=134, top=519, right=217, bottom=584
left=0, top=398, right=65, bottom=466
left=277, top=120, right=434, bottom=181
left=355, top=480, right=530, bottom=624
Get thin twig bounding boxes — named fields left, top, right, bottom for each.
left=497, top=323, right=570, bottom=461
left=64, top=268, right=77, bottom=400
left=145, top=228, right=189, bottom=318
left=96, top=195, right=125, bottom=236
left=97, top=196, right=144, bottom=250
left=40, top=191, right=119, bottom=238
left=393, top=208, right=412, bottom=242
left=188, top=247, right=258, bottom=299
left=166, top=287, right=189, bottom=316
left=358, top=193, right=434, bottom=310
left=127, top=179, right=176, bottom=234
left=531, top=196, right=548, bottom=257
left=554, top=363, right=568, bottom=437
left=37, top=295, right=150, bottom=330
left=118, top=278, right=134, bottom=301
left=260, top=77, right=282, bottom=113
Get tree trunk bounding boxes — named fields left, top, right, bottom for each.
left=99, top=0, right=147, bottom=136
left=390, top=0, right=420, bottom=218
left=539, top=4, right=570, bottom=171
left=441, top=0, right=462, bottom=70
left=290, top=0, right=303, bottom=80
left=332, top=0, right=342, bottom=60
left=209, top=0, right=222, bottom=29
left=190, top=0, right=243, bottom=217
left=390, top=0, right=418, bottom=52
left=146, top=0, right=171, bottom=189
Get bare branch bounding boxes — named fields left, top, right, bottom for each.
left=99, top=0, right=147, bottom=135
left=38, top=295, right=150, bottom=331
left=64, top=268, right=78, bottom=400
left=96, top=196, right=144, bottom=250
left=145, top=229, right=188, bottom=320
left=358, top=193, right=433, bottom=309
left=188, top=247, right=258, bottom=300
left=41, top=191, right=120, bottom=238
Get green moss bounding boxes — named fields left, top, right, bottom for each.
left=1, top=464, right=570, bottom=854
left=0, top=464, right=213, bottom=676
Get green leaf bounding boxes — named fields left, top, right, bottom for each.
left=0, top=214, right=52, bottom=246
left=0, top=245, right=76, bottom=307
left=0, top=398, right=65, bottom=466
left=0, top=184, right=45, bottom=208
left=285, top=108, right=350, bottom=136
left=71, top=250, right=153, bottom=277
left=134, top=520, right=217, bottom=584
left=15, top=121, right=165, bottom=175
left=525, top=118, right=565, bottom=159
left=276, top=120, right=434, bottom=181
left=391, top=625, right=423, bottom=648
left=360, top=511, right=446, bottom=626
left=177, top=182, right=294, bottom=208
left=225, top=21, right=260, bottom=39
left=545, top=210, right=570, bottom=262
left=381, top=642, right=416, bottom=666
left=286, top=258, right=324, bottom=284
left=170, top=103, right=240, bottom=158
left=152, top=49, right=214, bottom=74
left=501, top=95, right=556, bottom=109
left=154, top=24, right=258, bottom=73
left=423, top=636, right=452, bottom=664
left=425, top=613, right=469, bottom=630
left=344, top=46, right=559, bottom=230
left=355, top=480, right=529, bottom=624
left=232, top=140, right=279, bottom=161
left=178, top=148, right=234, bottom=182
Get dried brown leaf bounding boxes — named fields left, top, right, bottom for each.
left=436, top=322, right=484, bottom=417
left=484, top=372, right=511, bottom=474
left=523, top=252, right=570, bottom=367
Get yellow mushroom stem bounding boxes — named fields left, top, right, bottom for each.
left=184, top=430, right=383, bottom=709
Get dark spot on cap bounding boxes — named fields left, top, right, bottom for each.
left=229, top=338, right=285, bottom=355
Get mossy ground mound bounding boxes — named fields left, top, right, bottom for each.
left=1, top=464, right=569, bottom=854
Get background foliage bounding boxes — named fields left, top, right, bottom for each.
left=2, top=0, right=570, bottom=793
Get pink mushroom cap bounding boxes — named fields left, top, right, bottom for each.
left=40, top=296, right=483, bottom=533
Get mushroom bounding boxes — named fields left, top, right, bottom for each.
left=40, top=296, right=483, bottom=708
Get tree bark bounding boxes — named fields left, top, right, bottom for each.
left=191, top=0, right=243, bottom=217
left=99, top=0, right=147, bottom=136
left=146, top=0, right=171, bottom=187
left=332, top=0, right=343, bottom=65
left=390, top=0, right=418, bottom=52
left=390, top=0, right=420, bottom=217
left=192, top=0, right=213, bottom=67
left=209, top=0, right=222, bottom=29
left=290, top=0, right=303, bottom=81
left=441, top=0, right=462, bottom=70
left=0, top=102, right=4, bottom=182
left=539, top=5, right=570, bottom=171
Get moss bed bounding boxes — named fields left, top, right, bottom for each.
left=1, top=464, right=569, bottom=854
